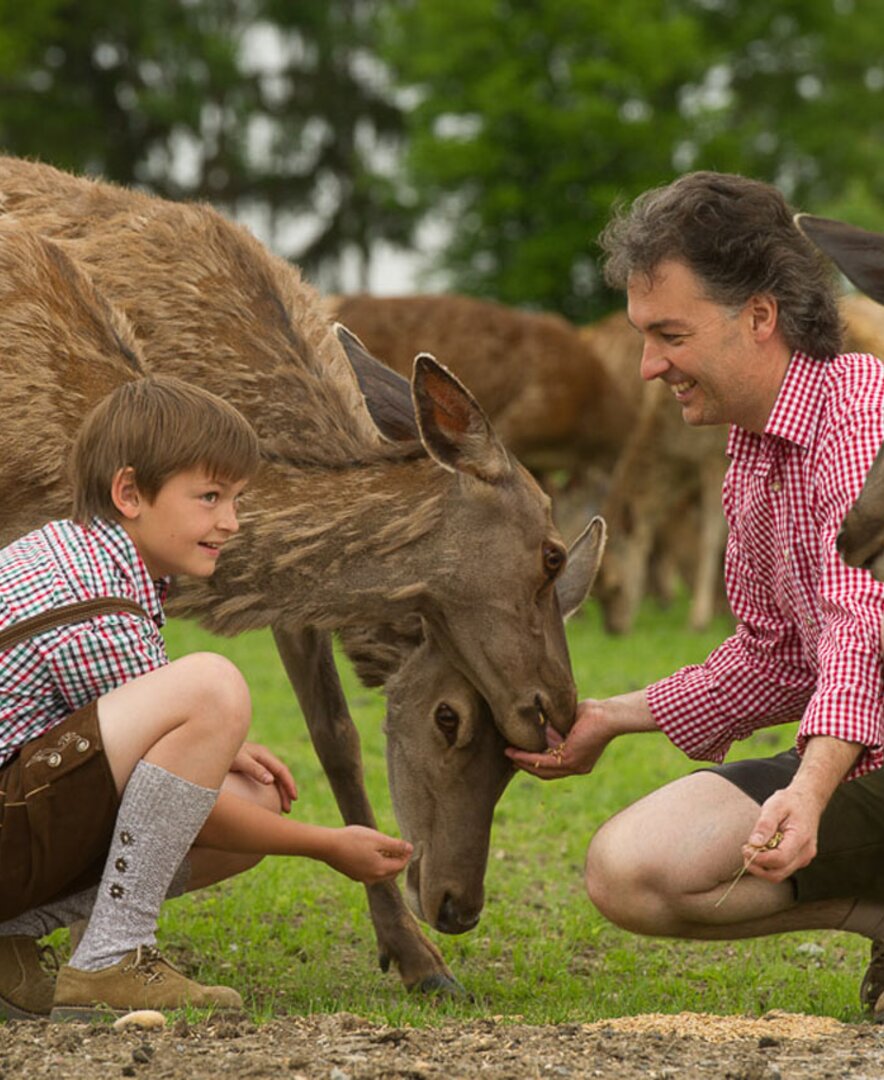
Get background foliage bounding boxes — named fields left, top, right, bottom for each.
left=0, top=0, right=882, bottom=311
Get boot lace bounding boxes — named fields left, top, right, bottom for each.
left=123, top=945, right=167, bottom=985
left=38, top=943, right=60, bottom=975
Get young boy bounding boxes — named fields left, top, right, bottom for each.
left=0, top=375, right=412, bottom=1020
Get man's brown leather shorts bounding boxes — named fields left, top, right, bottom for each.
left=0, top=702, right=119, bottom=921
left=709, top=749, right=884, bottom=903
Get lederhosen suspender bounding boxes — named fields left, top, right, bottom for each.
left=0, top=598, right=151, bottom=653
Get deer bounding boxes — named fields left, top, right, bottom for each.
left=578, top=311, right=729, bottom=630
left=0, top=156, right=600, bottom=994
left=796, top=214, right=884, bottom=579
left=327, top=293, right=632, bottom=546
left=577, top=311, right=729, bottom=634
left=331, top=294, right=730, bottom=632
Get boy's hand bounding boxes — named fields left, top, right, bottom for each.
left=325, top=825, right=414, bottom=885
left=232, top=741, right=298, bottom=813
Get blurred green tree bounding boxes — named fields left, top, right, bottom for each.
left=380, top=0, right=884, bottom=319
left=0, top=0, right=415, bottom=288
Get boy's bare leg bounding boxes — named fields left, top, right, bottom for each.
left=67, top=652, right=251, bottom=975
left=584, top=772, right=856, bottom=938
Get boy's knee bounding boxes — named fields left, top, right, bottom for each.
left=176, top=652, right=251, bottom=732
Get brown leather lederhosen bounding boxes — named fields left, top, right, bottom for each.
left=0, top=598, right=150, bottom=921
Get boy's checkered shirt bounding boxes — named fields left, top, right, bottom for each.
left=0, top=517, right=169, bottom=767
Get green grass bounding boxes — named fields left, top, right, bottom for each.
left=73, top=596, right=875, bottom=1023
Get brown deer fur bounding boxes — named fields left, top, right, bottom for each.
left=329, top=292, right=634, bottom=475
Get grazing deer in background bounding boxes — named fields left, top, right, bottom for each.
left=797, top=215, right=884, bottom=579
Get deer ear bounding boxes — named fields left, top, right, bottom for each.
left=411, top=353, right=511, bottom=483
left=795, top=214, right=884, bottom=305
left=556, top=516, right=606, bottom=619
left=334, top=322, right=420, bottom=442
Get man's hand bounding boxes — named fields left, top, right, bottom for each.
left=505, top=699, right=612, bottom=778
left=505, top=691, right=659, bottom=780
left=742, top=735, right=862, bottom=882
left=231, top=741, right=298, bottom=813
left=740, top=786, right=823, bottom=881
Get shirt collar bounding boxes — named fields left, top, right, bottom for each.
left=727, top=350, right=826, bottom=459
left=86, top=517, right=169, bottom=623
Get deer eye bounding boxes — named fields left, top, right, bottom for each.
left=435, top=702, right=459, bottom=745
left=542, top=543, right=566, bottom=579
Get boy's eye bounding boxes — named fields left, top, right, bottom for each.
left=201, top=491, right=220, bottom=504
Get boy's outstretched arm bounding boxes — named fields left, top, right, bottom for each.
left=195, top=790, right=413, bottom=885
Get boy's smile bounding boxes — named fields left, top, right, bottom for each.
left=113, top=466, right=248, bottom=580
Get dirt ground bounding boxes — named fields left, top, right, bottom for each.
left=2, top=1009, right=883, bottom=1080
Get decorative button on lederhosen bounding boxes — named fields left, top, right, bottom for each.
left=46, top=752, right=62, bottom=768
left=115, top=857, right=128, bottom=873
left=120, top=830, right=134, bottom=845
left=109, top=883, right=124, bottom=899
left=75, top=738, right=90, bottom=752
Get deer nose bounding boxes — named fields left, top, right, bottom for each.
left=436, top=892, right=481, bottom=935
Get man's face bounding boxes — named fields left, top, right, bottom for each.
left=626, top=259, right=776, bottom=433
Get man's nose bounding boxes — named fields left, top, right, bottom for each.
left=640, top=340, right=669, bottom=382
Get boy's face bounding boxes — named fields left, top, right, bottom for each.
left=114, top=466, right=248, bottom=580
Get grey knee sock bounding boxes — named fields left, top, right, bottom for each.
left=69, top=760, right=216, bottom=972
left=0, top=859, right=192, bottom=940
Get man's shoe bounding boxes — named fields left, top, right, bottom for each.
left=0, top=936, right=56, bottom=1020
left=861, top=938, right=884, bottom=1012
left=49, top=945, right=243, bottom=1021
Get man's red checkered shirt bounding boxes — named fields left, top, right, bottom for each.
left=0, top=517, right=169, bottom=768
left=647, top=350, right=884, bottom=781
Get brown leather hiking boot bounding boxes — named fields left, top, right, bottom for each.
left=0, top=936, right=56, bottom=1020
left=861, top=938, right=884, bottom=1015
left=50, top=945, right=243, bottom=1021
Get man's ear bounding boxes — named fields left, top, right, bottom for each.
left=111, top=466, right=142, bottom=520
left=748, top=294, right=778, bottom=342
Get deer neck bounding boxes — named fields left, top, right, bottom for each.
left=168, top=454, right=451, bottom=635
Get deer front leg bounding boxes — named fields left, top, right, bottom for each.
left=689, top=458, right=728, bottom=632
left=271, top=623, right=462, bottom=994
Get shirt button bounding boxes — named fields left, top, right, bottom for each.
left=770, top=480, right=782, bottom=492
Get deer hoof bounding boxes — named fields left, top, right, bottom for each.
left=413, top=972, right=467, bottom=997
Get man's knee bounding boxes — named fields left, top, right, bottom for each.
left=585, top=816, right=649, bottom=929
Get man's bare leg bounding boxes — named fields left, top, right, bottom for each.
left=585, top=772, right=856, bottom=939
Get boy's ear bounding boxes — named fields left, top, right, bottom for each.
left=111, top=467, right=143, bottom=520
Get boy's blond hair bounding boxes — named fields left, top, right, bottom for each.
left=70, top=375, right=261, bottom=522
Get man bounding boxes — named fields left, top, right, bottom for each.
left=508, top=171, right=884, bottom=1015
